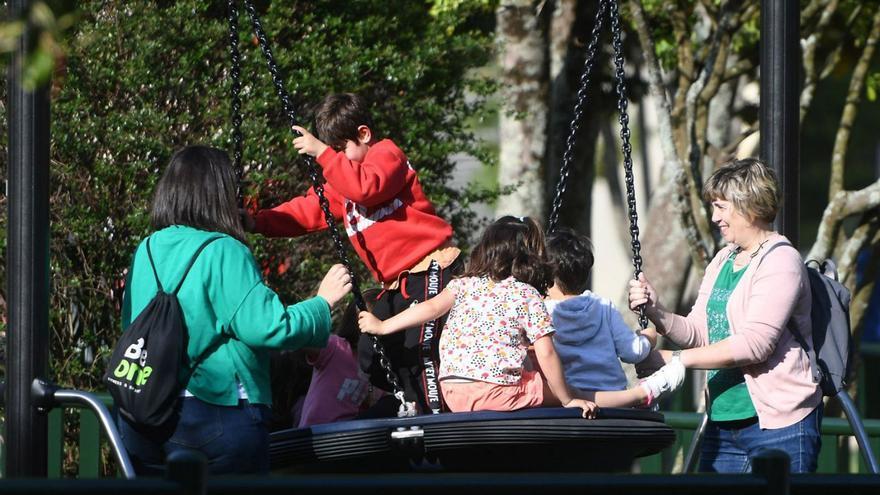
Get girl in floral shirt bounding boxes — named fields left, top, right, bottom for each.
left=359, top=217, right=679, bottom=416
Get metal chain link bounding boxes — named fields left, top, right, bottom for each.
left=609, top=0, right=647, bottom=330
left=547, top=0, right=608, bottom=234
left=227, top=0, right=244, bottom=207
left=234, top=0, right=414, bottom=414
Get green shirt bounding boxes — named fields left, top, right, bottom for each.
left=706, top=253, right=757, bottom=421
left=121, top=225, right=331, bottom=406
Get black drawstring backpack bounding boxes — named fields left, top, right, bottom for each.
left=105, top=236, right=220, bottom=427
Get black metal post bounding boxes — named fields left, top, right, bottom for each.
left=166, top=450, right=208, bottom=495
left=752, top=449, right=791, bottom=495
left=760, top=0, right=800, bottom=246
left=5, top=0, right=52, bottom=477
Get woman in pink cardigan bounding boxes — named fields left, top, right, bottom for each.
left=629, top=158, right=822, bottom=473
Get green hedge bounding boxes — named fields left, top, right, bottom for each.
left=0, top=0, right=497, bottom=392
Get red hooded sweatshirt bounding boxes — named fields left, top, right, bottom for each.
left=254, top=139, right=453, bottom=284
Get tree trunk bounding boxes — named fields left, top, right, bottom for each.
left=544, top=0, right=601, bottom=235
left=828, top=3, right=880, bottom=199
left=623, top=166, right=694, bottom=318
left=496, top=0, right=551, bottom=219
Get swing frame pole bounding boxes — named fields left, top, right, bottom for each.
left=760, top=0, right=799, bottom=246
left=5, top=0, right=52, bottom=477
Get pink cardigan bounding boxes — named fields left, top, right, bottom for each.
left=657, top=234, right=821, bottom=429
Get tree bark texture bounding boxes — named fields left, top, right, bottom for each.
left=496, top=0, right=551, bottom=219
left=545, top=0, right=602, bottom=235
left=828, top=3, right=880, bottom=199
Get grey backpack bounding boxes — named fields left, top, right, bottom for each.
left=798, top=259, right=854, bottom=396
left=761, top=243, right=854, bottom=396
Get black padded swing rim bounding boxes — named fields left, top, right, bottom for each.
left=276, top=405, right=663, bottom=436
left=269, top=407, right=674, bottom=470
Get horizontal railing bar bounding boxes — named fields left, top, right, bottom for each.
left=662, top=412, right=880, bottom=436
left=0, top=478, right=178, bottom=494
left=207, top=474, right=768, bottom=495
left=2, top=473, right=877, bottom=495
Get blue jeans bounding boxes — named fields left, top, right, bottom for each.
left=117, top=397, right=271, bottom=476
left=699, top=403, right=823, bottom=473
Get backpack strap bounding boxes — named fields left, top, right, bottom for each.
left=755, top=240, right=792, bottom=266
left=145, top=235, right=222, bottom=294
left=172, top=236, right=223, bottom=295
left=145, top=237, right=165, bottom=293
left=757, top=241, right=823, bottom=381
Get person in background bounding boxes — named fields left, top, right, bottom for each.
left=298, top=288, right=385, bottom=427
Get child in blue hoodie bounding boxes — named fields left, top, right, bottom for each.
left=545, top=228, right=668, bottom=404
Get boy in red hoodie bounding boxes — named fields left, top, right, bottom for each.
left=245, top=93, right=461, bottom=415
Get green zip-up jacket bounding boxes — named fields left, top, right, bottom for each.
left=121, top=225, right=331, bottom=406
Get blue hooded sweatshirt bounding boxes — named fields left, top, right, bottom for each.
left=546, top=291, right=651, bottom=392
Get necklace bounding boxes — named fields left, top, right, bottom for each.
left=733, top=237, right=771, bottom=267
left=746, top=238, right=771, bottom=259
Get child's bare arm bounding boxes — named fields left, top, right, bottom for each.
left=534, top=336, right=597, bottom=418
left=532, top=335, right=573, bottom=405
left=358, top=289, right=455, bottom=336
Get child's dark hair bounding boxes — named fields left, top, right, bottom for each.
left=463, top=216, right=553, bottom=294
left=336, top=287, right=382, bottom=349
left=314, top=93, right=375, bottom=150
left=546, top=227, right=594, bottom=295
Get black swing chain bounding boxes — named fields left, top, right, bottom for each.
left=227, top=0, right=244, bottom=206
left=547, top=0, right=607, bottom=234
left=547, top=0, right=647, bottom=328
left=609, top=0, right=648, bottom=330
left=232, top=0, right=413, bottom=413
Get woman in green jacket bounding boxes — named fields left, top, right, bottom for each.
left=116, top=145, right=351, bottom=475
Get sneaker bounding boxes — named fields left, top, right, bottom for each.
left=640, top=358, right=685, bottom=405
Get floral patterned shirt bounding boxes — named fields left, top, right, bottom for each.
left=438, top=276, right=554, bottom=385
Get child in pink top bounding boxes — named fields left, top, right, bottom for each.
left=359, top=216, right=685, bottom=414
left=298, top=334, right=368, bottom=427
left=299, top=289, right=383, bottom=427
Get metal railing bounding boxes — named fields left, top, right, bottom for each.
left=3, top=392, right=879, bottom=477
left=637, top=412, right=880, bottom=474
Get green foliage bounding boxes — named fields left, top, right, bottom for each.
left=633, top=1, right=760, bottom=71
left=0, top=0, right=495, bottom=391
left=430, top=0, right=498, bottom=22
left=867, top=72, right=879, bottom=102
left=0, top=1, right=78, bottom=90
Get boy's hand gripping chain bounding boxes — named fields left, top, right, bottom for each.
left=228, top=0, right=416, bottom=417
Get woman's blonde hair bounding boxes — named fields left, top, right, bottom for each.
left=702, top=158, right=779, bottom=223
